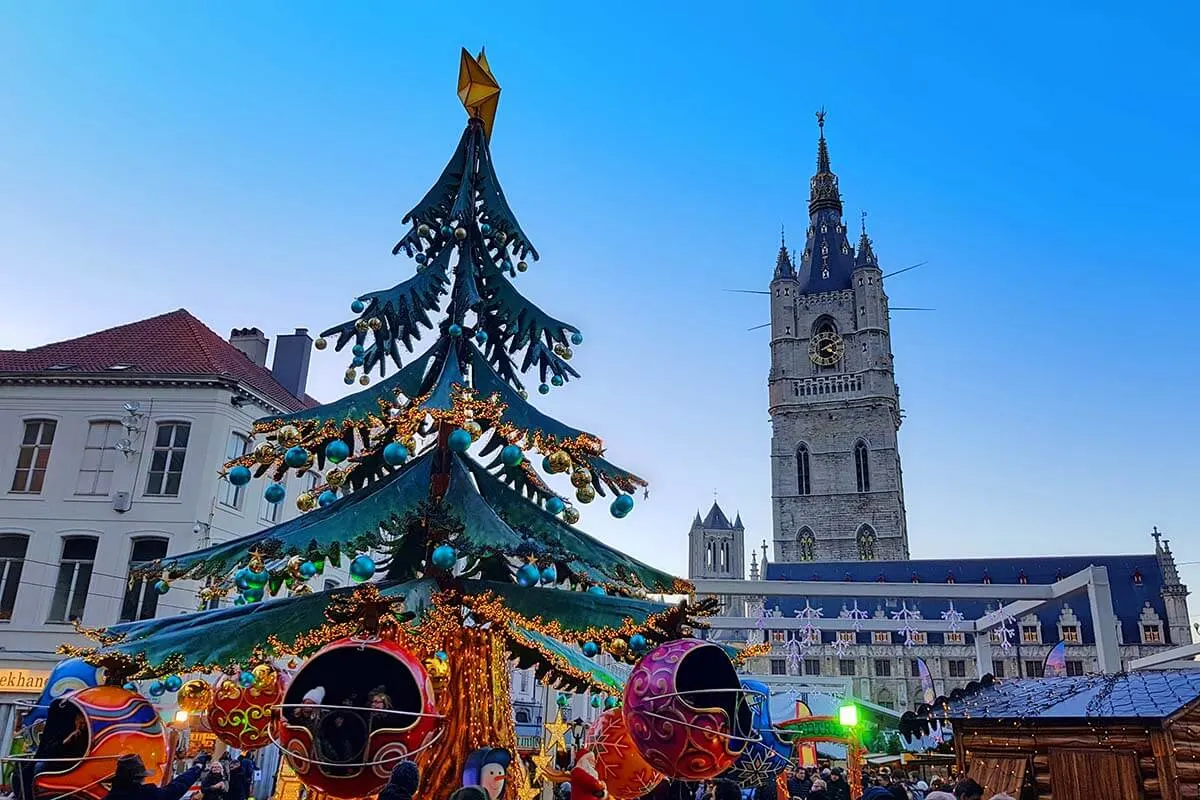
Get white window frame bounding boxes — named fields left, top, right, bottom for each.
left=76, top=421, right=120, bottom=496
left=48, top=537, right=97, bottom=623
left=145, top=422, right=191, bottom=497
left=219, top=433, right=250, bottom=509
left=11, top=419, right=57, bottom=494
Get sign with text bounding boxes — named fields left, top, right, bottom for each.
left=0, top=668, right=49, bottom=693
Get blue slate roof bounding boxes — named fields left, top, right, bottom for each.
left=796, top=209, right=857, bottom=294
left=762, top=554, right=1171, bottom=647
left=702, top=501, right=734, bottom=530
left=940, top=671, right=1200, bottom=721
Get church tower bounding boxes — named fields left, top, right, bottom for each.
left=688, top=502, right=746, bottom=580
left=768, top=113, right=909, bottom=562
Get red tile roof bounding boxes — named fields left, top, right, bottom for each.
left=0, top=309, right=318, bottom=412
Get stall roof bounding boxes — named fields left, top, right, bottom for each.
left=940, top=671, right=1200, bottom=722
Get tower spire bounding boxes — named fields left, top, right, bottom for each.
left=809, top=109, right=842, bottom=215
left=855, top=209, right=878, bottom=268
left=774, top=224, right=795, bottom=278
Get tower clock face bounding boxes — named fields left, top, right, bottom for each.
left=809, top=331, right=844, bottom=366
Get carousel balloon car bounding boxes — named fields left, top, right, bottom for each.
left=29, top=685, right=168, bottom=800
left=722, top=679, right=790, bottom=787
left=276, top=636, right=442, bottom=798
left=18, top=658, right=106, bottom=745
left=622, top=639, right=756, bottom=781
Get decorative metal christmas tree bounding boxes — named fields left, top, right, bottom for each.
left=70, top=49, right=734, bottom=796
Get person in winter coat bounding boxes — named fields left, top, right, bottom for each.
left=952, top=780, right=982, bottom=800
left=713, top=783, right=741, bottom=800
left=860, top=787, right=895, bottom=800
left=805, top=780, right=828, bottom=800
left=200, top=762, right=229, bottom=800
left=377, top=761, right=419, bottom=800
left=103, top=753, right=208, bottom=800
left=824, top=769, right=850, bottom=800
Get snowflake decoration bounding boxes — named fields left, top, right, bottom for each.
left=892, top=602, right=922, bottom=648
left=794, top=601, right=823, bottom=649
left=994, top=611, right=1017, bottom=650
left=838, top=600, right=870, bottom=631
left=786, top=637, right=803, bottom=671
left=940, top=601, right=964, bottom=632
left=831, top=634, right=853, bottom=657
left=749, top=598, right=769, bottom=629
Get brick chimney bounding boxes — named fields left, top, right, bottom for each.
left=271, top=328, right=313, bottom=399
left=229, top=327, right=269, bottom=367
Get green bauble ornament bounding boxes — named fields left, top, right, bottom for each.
left=570, top=468, right=592, bottom=489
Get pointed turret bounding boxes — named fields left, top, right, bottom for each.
left=734, top=512, right=744, bottom=530
left=692, top=510, right=703, bottom=528
left=796, top=111, right=856, bottom=294
left=855, top=211, right=879, bottom=270
left=774, top=227, right=795, bottom=279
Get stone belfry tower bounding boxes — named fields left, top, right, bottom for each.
left=768, top=112, right=909, bottom=562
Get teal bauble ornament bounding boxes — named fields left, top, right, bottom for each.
left=541, top=456, right=553, bottom=473
left=475, top=330, right=488, bottom=344
left=604, top=696, right=619, bottom=710
left=228, top=465, right=252, bottom=486
left=349, top=555, right=376, bottom=583
left=245, top=567, right=269, bottom=589
left=480, top=223, right=492, bottom=235
left=516, top=563, right=541, bottom=587
left=550, top=374, right=564, bottom=387
left=264, top=482, right=286, bottom=504
left=448, top=428, right=472, bottom=452
left=238, top=671, right=256, bottom=688
left=500, top=444, right=524, bottom=467
left=351, top=299, right=366, bottom=314
left=590, top=696, right=601, bottom=708
left=299, top=561, right=318, bottom=579
left=629, top=633, right=648, bottom=653
left=284, top=446, right=309, bottom=468
left=383, top=442, right=409, bottom=465
left=164, top=675, right=183, bottom=693
left=234, top=596, right=246, bottom=606
left=122, top=682, right=137, bottom=692
left=587, top=585, right=607, bottom=597
left=546, top=497, right=566, bottom=515
left=435, top=650, right=448, bottom=661
left=582, top=642, right=599, bottom=658
left=540, top=564, right=558, bottom=585
left=325, top=440, right=350, bottom=464
left=352, top=344, right=365, bottom=356
left=571, top=332, right=584, bottom=346
left=234, top=568, right=251, bottom=591
left=441, top=224, right=453, bottom=237
left=153, top=580, right=170, bottom=595
left=148, top=681, right=165, bottom=697
left=431, top=544, right=456, bottom=569
left=318, top=490, right=337, bottom=508
left=448, top=324, right=462, bottom=337
left=415, top=252, right=428, bottom=265
left=611, top=494, right=635, bottom=517
left=538, top=383, right=550, bottom=395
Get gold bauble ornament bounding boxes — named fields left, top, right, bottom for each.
left=251, top=663, right=277, bottom=689
left=547, top=450, right=572, bottom=474
left=355, top=319, right=370, bottom=333
left=454, top=227, right=467, bottom=241
left=345, top=368, right=357, bottom=382
left=570, top=468, right=593, bottom=489
left=553, top=343, right=568, bottom=357
left=177, top=679, right=213, bottom=713
left=325, top=468, right=346, bottom=488
left=297, top=493, right=317, bottom=512
left=560, top=347, right=573, bottom=361
left=517, top=260, right=528, bottom=272
left=464, top=420, right=483, bottom=440
left=255, top=442, right=276, bottom=463
left=368, top=317, right=382, bottom=331
left=359, top=375, right=370, bottom=385
left=496, top=231, right=508, bottom=244
left=518, top=389, right=528, bottom=400
left=277, top=425, right=301, bottom=448
left=418, top=223, right=431, bottom=238
left=576, top=484, right=596, bottom=504
left=314, top=337, right=328, bottom=350
left=562, top=506, right=580, bottom=525
left=609, top=638, right=629, bottom=659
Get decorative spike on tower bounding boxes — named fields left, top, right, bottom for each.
left=855, top=210, right=878, bottom=269
left=796, top=110, right=856, bottom=294
left=809, top=109, right=842, bottom=216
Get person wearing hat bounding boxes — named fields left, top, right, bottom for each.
left=377, top=761, right=419, bottom=800
left=104, top=752, right=209, bottom=800
left=824, top=768, right=849, bottom=800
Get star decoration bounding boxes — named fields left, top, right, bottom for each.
left=543, top=714, right=571, bottom=753
left=458, top=48, right=501, bottom=140
left=513, top=771, right=541, bottom=800
left=531, top=752, right=555, bottom=780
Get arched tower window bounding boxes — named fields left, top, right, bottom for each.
left=798, top=528, right=816, bottom=562
left=812, top=316, right=837, bottom=337
left=854, top=440, right=871, bottom=493
left=797, top=444, right=812, bottom=496
left=857, top=525, right=877, bottom=561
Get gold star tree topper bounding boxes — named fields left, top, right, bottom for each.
left=458, top=47, right=501, bottom=140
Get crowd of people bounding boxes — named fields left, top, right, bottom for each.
left=690, top=766, right=1008, bottom=800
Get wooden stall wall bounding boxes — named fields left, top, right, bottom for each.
left=955, top=722, right=1171, bottom=800
left=1165, top=700, right=1200, bottom=800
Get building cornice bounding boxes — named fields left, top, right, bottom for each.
left=0, top=372, right=292, bottom=415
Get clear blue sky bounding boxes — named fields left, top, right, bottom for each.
left=2, top=3, right=1198, bottom=615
